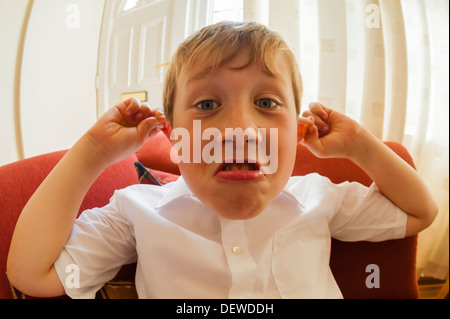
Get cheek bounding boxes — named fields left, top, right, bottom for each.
left=178, top=163, right=205, bottom=191
left=278, top=140, right=297, bottom=172
left=173, top=124, right=216, bottom=179
left=276, top=125, right=299, bottom=174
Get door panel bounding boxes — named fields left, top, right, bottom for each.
left=111, top=28, right=133, bottom=88
left=139, top=17, right=166, bottom=86
left=110, top=0, right=171, bottom=110
left=97, top=0, right=210, bottom=114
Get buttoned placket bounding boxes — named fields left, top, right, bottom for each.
left=219, top=217, right=258, bottom=298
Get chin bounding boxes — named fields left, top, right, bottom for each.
left=210, top=194, right=268, bottom=220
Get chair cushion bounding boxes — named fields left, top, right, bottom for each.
left=136, top=132, right=180, bottom=175
left=0, top=152, right=139, bottom=299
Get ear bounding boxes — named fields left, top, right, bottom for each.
left=297, top=123, right=309, bottom=142
left=161, top=121, right=173, bottom=144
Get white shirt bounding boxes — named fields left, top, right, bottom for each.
left=54, top=173, right=407, bottom=299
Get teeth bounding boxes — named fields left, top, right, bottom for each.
left=222, top=163, right=256, bottom=171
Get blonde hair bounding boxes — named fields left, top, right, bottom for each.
left=163, top=21, right=302, bottom=125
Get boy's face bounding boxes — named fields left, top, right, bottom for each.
left=171, top=48, right=299, bottom=220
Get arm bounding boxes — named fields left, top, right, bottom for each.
left=301, top=103, right=438, bottom=237
left=7, top=98, right=168, bottom=297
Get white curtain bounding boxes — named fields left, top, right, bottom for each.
left=243, top=0, right=449, bottom=280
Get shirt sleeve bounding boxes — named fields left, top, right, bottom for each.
left=54, top=191, right=137, bottom=299
left=328, top=180, right=407, bottom=242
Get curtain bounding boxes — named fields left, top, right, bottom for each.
left=243, top=0, right=449, bottom=280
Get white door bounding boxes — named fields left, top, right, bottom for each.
left=97, top=0, right=210, bottom=114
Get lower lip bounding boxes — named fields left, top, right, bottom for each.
left=215, top=170, right=265, bottom=181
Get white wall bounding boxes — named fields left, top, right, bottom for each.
left=21, top=0, right=105, bottom=159
left=0, top=0, right=29, bottom=165
left=0, top=0, right=104, bottom=165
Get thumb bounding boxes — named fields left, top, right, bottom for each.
left=137, top=117, right=163, bottom=144
left=301, top=124, right=327, bottom=157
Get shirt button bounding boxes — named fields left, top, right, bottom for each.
left=231, top=246, right=244, bottom=256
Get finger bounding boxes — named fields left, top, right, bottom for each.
left=302, top=110, right=328, bottom=134
left=124, top=98, right=141, bottom=117
left=308, top=102, right=329, bottom=121
left=133, top=103, right=152, bottom=120
left=302, top=122, right=318, bottom=145
left=153, top=109, right=167, bottom=122
left=152, top=108, right=170, bottom=128
left=136, top=106, right=169, bottom=132
left=137, top=117, right=164, bottom=143
left=302, top=124, right=326, bottom=155
left=136, top=106, right=162, bottom=120
left=298, top=115, right=315, bottom=125
left=112, top=100, right=128, bottom=115
left=154, top=108, right=165, bottom=118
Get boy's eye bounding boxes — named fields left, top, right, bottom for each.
left=255, top=98, right=278, bottom=109
left=195, top=100, right=220, bottom=111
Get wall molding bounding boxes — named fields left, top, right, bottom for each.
left=14, top=0, right=34, bottom=160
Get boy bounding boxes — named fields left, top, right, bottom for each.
left=7, top=21, right=437, bottom=298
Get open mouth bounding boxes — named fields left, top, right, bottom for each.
left=215, top=160, right=264, bottom=181
left=220, top=163, right=260, bottom=171
left=217, top=160, right=261, bottom=172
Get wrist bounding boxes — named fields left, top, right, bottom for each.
left=70, top=132, right=115, bottom=171
left=345, top=126, right=380, bottom=166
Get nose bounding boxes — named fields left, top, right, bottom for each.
left=223, top=128, right=261, bottom=146
left=220, top=100, right=261, bottom=146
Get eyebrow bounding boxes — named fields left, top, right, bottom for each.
left=186, top=67, right=214, bottom=85
left=186, top=66, right=279, bottom=86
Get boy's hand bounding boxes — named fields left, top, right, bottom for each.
left=300, top=102, right=437, bottom=236
left=300, top=102, right=361, bottom=159
left=85, top=98, right=169, bottom=166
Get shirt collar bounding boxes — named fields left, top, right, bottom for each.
left=155, top=175, right=305, bottom=210
left=280, top=178, right=306, bottom=209
left=155, top=176, right=195, bottom=209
